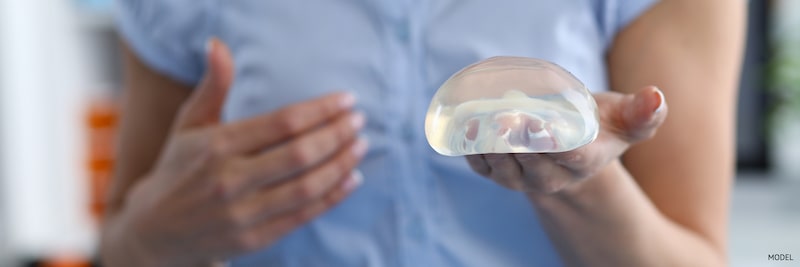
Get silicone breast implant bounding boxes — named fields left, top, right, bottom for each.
left=424, top=57, right=599, bottom=156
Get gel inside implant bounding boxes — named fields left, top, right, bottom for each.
left=424, top=57, right=599, bottom=156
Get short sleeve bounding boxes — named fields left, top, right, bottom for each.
left=115, top=0, right=213, bottom=84
left=595, top=0, right=660, bottom=48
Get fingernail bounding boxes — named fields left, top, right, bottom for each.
left=342, top=169, right=364, bottom=191
left=352, top=137, right=369, bottom=157
left=653, top=87, right=665, bottom=115
left=350, top=112, right=366, bottom=130
left=339, top=92, right=356, bottom=109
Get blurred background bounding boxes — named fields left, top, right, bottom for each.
left=0, top=0, right=797, bottom=266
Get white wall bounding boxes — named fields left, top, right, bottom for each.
left=774, top=0, right=800, bottom=41
left=0, top=0, right=99, bottom=261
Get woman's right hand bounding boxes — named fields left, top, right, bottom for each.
left=101, top=39, right=368, bottom=267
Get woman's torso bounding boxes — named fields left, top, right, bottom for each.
left=117, top=0, right=656, bottom=266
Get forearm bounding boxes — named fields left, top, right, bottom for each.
left=101, top=208, right=222, bottom=267
left=100, top=211, right=162, bottom=267
left=528, top=160, right=725, bottom=267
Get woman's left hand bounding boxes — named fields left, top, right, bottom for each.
left=466, top=86, right=668, bottom=194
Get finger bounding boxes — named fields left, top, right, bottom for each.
left=546, top=135, right=627, bottom=179
left=543, top=87, right=666, bottom=177
left=218, top=91, right=357, bottom=154
left=465, top=155, right=491, bottom=177
left=514, top=154, right=574, bottom=193
left=228, top=138, right=367, bottom=223
left=218, top=112, right=366, bottom=197
left=226, top=170, right=362, bottom=253
left=482, top=154, right=523, bottom=188
left=620, top=86, right=668, bottom=143
left=467, top=154, right=517, bottom=189
left=470, top=154, right=516, bottom=189
left=175, top=38, right=235, bottom=130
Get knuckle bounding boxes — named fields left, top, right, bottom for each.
left=293, top=179, right=320, bottom=202
left=212, top=181, right=233, bottom=201
left=558, top=152, right=583, bottom=165
left=483, top=154, right=508, bottom=167
left=529, top=178, right=562, bottom=194
left=322, top=191, right=339, bottom=206
left=325, top=186, right=348, bottom=206
left=541, top=180, right=563, bottom=194
left=554, top=152, right=591, bottom=171
left=335, top=153, right=356, bottom=175
left=211, top=178, right=233, bottom=200
left=276, top=109, right=303, bottom=135
left=212, top=167, right=243, bottom=200
left=335, top=118, right=355, bottom=141
left=338, top=162, right=354, bottom=179
left=288, top=144, right=314, bottom=166
left=208, top=131, right=233, bottom=157
left=554, top=155, right=595, bottom=179
left=224, top=207, right=250, bottom=229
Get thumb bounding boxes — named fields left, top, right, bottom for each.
left=175, top=38, right=235, bottom=130
left=619, top=86, right=668, bottom=143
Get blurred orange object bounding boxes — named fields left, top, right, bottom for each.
left=41, top=255, right=92, bottom=267
left=85, top=98, right=119, bottom=223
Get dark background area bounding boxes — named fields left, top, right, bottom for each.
left=737, top=0, right=771, bottom=171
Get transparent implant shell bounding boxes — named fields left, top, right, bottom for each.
left=425, top=57, right=599, bottom=156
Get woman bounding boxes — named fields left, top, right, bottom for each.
left=102, top=0, right=745, bottom=266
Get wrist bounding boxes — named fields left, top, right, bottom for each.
left=526, top=159, right=627, bottom=209
left=101, top=208, right=178, bottom=267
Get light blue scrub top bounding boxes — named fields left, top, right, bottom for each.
left=117, top=1, right=657, bottom=266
